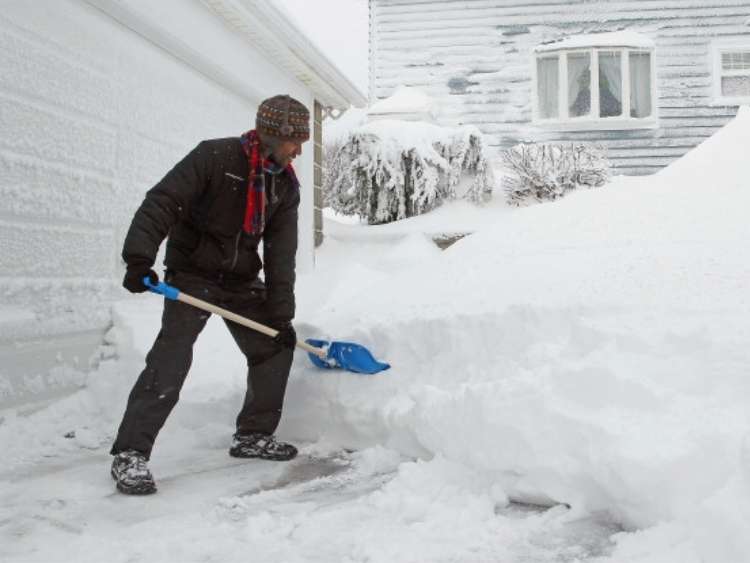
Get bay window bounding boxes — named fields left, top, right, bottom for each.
left=533, top=39, right=656, bottom=129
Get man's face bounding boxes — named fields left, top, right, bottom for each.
left=271, top=140, right=305, bottom=168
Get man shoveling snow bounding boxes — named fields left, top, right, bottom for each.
left=110, top=95, right=310, bottom=495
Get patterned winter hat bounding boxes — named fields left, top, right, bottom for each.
left=256, top=95, right=310, bottom=141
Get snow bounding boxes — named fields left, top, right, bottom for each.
left=341, top=119, right=490, bottom=185
left=0, top=306, right=35, bottom=325
left=535, top=31, right=656, bottom=52
left=3, top=106, right=750, bottom=562
left=367, top=86, right=437, bottom=121
left=0, top=0, right=324, bottom=405
left=323, top=106, right=367, bottom=144
left=326, top=117, right=493, bottom=222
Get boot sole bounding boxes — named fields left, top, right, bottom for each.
left=229, top=449, right=298, bottom=462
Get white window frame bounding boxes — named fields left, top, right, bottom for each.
left=532, top=47, right=658, bottom=131
left=711, top=42, right=750, bottom=105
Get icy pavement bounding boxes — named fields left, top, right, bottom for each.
left=0, top=440, right=621, bottom=563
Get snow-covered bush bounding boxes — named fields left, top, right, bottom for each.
left=501, top=143, right=609, bottom=206
left=325, top=120, right=494, bottom=224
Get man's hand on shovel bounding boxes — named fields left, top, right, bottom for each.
left=272, top=322, right=297, bottom=350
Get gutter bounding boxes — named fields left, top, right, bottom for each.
left=202, top=0, right=368, bottom=109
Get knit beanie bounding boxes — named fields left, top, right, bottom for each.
left=256, top=95, right=310, bottom=142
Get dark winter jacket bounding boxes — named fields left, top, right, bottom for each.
left=122, top=137, right=300, bottom=324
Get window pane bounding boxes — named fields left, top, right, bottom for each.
left=568, top=52, right=591, bottom=117
left=537, top=57, right=559, bottom=119
left=722, top=51, right=750, bottom=71
left=722, top=75, right=750, bottom=97
left=599, top=51, right=622, bottom=117
left=630, top=52, right=652, bottom=118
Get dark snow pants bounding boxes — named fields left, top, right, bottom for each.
left=110, top=271, right=294, bottom=459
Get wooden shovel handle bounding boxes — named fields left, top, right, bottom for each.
left=176, top=292, right=327, bottom=358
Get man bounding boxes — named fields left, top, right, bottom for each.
left=110, top=95, right=310, bottom=495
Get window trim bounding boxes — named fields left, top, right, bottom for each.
left=532, top=46, right=658, bottom=131
left=711, top=42, right=750, bottom=105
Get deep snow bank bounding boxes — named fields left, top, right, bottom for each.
left=284, top=108, right=750, bottom=562
left=3, top=109, right=748, bottom=563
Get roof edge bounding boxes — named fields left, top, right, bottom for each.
left=204, top=0, right=368, bottom=109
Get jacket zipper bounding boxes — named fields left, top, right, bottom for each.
left=230, top=230, right=241, bottom=271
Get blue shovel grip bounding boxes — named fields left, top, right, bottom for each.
left=142, top=276, right=180, bottom=301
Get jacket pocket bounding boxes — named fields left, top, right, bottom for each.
left=188, top=232, right=224, bottom=272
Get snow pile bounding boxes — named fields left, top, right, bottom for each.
left=656, top=105, right=750, bottom=190
left=325, top=119, right=494, bottom=223
left=287, top=108, right=750, bottom=561
left=368, top=86, right=438, bottom=122
left=323, top=106, right=367, bottom=144
left=2, top=110, right=750, bottom=562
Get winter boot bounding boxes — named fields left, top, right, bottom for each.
left=111, top=450, right=157, bottom=495
left=229, top=432, right=298, bottom=461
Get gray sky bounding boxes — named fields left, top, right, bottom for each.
left=275, top=0, right=369, bottom=95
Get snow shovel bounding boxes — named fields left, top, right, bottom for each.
left=142, top=277, right=390, bottom=375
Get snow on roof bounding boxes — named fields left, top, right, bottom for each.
left=534, top=31, right=655, bottom=53
left=368, top=86, right=436, bottom=117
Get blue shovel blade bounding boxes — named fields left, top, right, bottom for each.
left=305, top=338, right=390, bottom=375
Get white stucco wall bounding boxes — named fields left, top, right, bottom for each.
left=0, top=0, right=316, bottom=405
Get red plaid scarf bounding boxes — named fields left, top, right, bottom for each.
left=239, top=130, right=299, bottom=235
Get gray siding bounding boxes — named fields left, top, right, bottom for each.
left=370, top=0, right=750, bottom=175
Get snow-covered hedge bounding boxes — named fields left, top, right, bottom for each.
left=501, top=143, right=609, bottom=206
left=325, top=120, right=494, bottom=224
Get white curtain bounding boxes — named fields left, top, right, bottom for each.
left=629, top=52, right=652, bottom=118
left=722, top=76, right=750, bottom=97
left=537, top=57, right=559, bottom=119
left=568, top=53, right=591, bottom=117
left=598, top=51, right=622, bottom=117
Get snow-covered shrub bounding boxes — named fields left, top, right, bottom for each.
left=325, top=120, right=494, bottom=224
left=323, top=138, right=355, bottom=216
left=501, top=143, right=609, bottom=206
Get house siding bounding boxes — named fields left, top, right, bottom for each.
left=314, top=100, right=324, bottom=247
left=369, top=0, right=750, bottom=175
left=0, top=0, right=315, bottom=407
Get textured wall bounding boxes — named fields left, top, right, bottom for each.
left=0, top=0, right=313, bottom=404
left=370, top=0, right=750, bottom=175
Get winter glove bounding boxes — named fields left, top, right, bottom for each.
left=271, top=322, right=297, bottom=350
left=123, top=264, right=159, bottom=294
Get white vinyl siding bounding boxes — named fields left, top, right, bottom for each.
left=0, top=0, right=314, bottom=406
left=371, top=0, right=750, bottom=175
